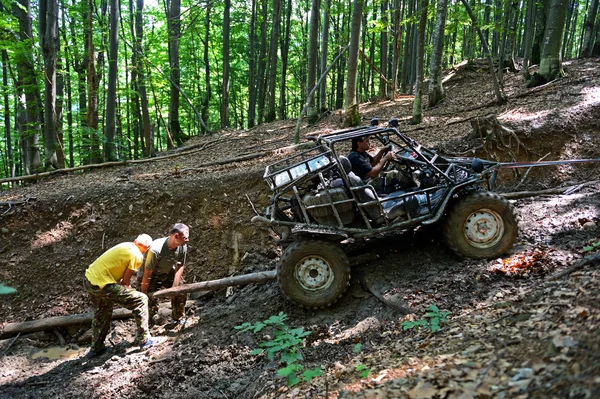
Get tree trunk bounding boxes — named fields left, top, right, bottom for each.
left=538, top=0, right=569, bottom=82
left=256, top=0, right=268, bottom=125
left=2, top=51, right=13, bottom=179
left=345, top=0, right=364, bottom=127
left=391, top=0, right=404, bottom=98
left=247, top=0, right=257, bottom=128
left=264, top=0, right=282, bottom=123
left=532, top=0, right=549, bottom=65
left=460, top=0, right=506, bottom=103
left=220, top=0, right=231, bottom=128
left=40, top=0, right=60, bottom=170
left=580, top=0, right=599, bottom=57
left=319, top=0, right=331, bottom=113
left=104, top=0, right=119, bottom=161
left=167, top=0, right=185, bottom=144
left=379, top=0, right=389, bottom=99
left=401, top=0, right=415, bottom=93
left=278, top=0, right=292, bottom=120
left=135, top=0, right=152, bottom=157
left=202, top=2, right=212, bottom=133
left=522, top=0, right=536, bottom=79
left=306, top=0, right=321, bottom=125
left=428, top=0, right=448, bottom=107
left=411, top=0, right=428, bottom=124
left=87, top=0, right=101, bottom=164
left=13, top=0, right=42, bottom=174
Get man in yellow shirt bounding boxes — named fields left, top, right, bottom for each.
left=84, top=234, right=157, bottom=357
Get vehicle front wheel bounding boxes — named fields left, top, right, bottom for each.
left=443, top=191, right=518, bottom=259
left=277, top=240, right=350, bottom=309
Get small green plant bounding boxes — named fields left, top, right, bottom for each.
left=235, top=312, right=322, bottom=386
left=401, top=304, right=450, bottom=333
left=355, top=363, right=371, bottom=378
left=583, top=240, right=600, bottom=252
left=352, top=343, right=371, bottom=378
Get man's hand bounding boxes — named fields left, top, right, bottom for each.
left=383, top=151, right=394, bottom=162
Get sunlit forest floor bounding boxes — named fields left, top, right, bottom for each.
left=1, top=58, right=600, bottom=398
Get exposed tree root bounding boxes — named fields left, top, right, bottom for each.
left=470, top=114, right=528, bottom=162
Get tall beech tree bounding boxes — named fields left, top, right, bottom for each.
left=428, top=0, right=448, bottom=107
left=411, top=0, right=428, bottom=124
left=538, top=0, right=569, bottom=83
left=345, top=0, right=364, bottom=127
left=306, top=0, right=321, bottom=125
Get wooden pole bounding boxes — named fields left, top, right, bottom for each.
left=0, top=309, right=133, bottom=340
left=151, top=270, right=277, bottom=298
left=0, top=271, right=278, bottom=339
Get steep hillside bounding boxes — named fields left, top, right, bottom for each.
left=1, top=58, right=600, bottom=398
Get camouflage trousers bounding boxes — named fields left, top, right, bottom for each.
left=138, top=270, right=186, bottom=322
left=84, top=279, right=150, bottom=352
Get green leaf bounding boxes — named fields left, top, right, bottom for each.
left=266, top=345, right=283, bottom=360
left=0, top=284, right=16, bottom=295
left=250, top=349, right=263, bottom=355
left=234, top=322, right=252, bottom=330
left=430, top=318, right=440, bottom=332
left=302, top=368, right=322, bottom=382
left=281, top=351, right=303, bottom=365
left=355, top=364, right=371, bottom=378
left=427, top=304, right=440, bottom=313
left=252, top=322, right=266, bottom=333
left=287, top=373, right=301, bottom=386
left=353, top=343, right=363, bottom=353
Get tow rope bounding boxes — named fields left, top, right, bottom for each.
left=497, top=158, right=600, bottom=169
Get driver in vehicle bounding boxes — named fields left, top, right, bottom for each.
left=347, top=136, right=394, bottom=182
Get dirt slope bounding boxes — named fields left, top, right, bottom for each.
left=1, top=58, right=600, bottom=399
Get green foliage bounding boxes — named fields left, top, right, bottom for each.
left=352, top=343, right=371, bottom=378
left=355, top=363, right=371, bottom=378
left=583, top=240, right=600, bottom=252
left=401, top=304, right=450, bottom=333
left=235, top=312, right=322, bottom=386
left=0, top=283, right=16, bottom=295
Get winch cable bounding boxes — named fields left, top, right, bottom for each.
left=497, top=158, right=600, bottom=169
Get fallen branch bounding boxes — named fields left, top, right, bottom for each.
left=548, top=252, right=600, bottom=281
left=501, top=179, right=600, bottom=199
left=152, top=270, right=277, bottom=298
left=513, top=152, right=551, bottom=190
left=1, top=332, right=20, bottom=356
left=0, top=308, right=133, bottom=340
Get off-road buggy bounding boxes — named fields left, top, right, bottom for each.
left=252, top=119, right=518, bottom=308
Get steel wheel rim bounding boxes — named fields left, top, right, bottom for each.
left=463, top=208, right=504, bottom=248
left=295, top=256, right=334, bottom=292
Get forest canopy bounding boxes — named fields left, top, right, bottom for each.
left=0, top=0, right=598, bottom=182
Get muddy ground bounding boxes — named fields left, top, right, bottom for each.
left=1, top=58, right=600, bottom=399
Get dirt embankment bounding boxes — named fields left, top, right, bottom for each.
left=1, top=57, right=599, bottom=399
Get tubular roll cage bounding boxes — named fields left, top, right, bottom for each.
left=262, top=126, right=496, bottom=237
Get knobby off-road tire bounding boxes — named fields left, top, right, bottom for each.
left=443, top=191, right=518, bottom=259
left=277, top=240, right=350, bottom=309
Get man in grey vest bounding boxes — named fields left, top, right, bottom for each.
left=138, top=223, right=189, bottom=329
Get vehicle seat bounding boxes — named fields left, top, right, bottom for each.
left=335, top=156, right=419, bottom=223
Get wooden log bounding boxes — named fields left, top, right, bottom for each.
left=0, top=308, right=133, bottom=340
left=151, top=270, right=277, bottom=298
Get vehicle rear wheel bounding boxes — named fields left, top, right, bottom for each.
left=443, top=191, right=518, bottom=259
left=277, top=240, right=350, bottom=309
